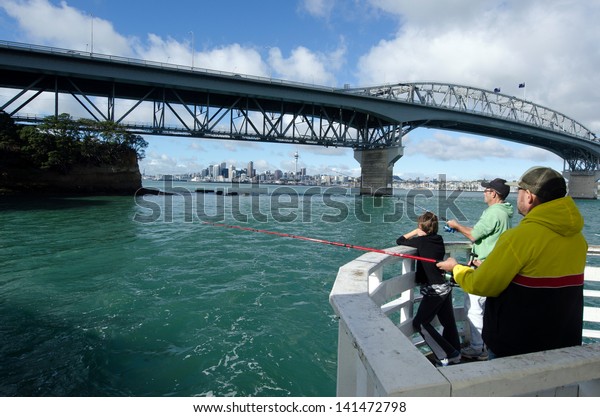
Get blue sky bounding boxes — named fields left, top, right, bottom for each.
left=1, top=0, right=599, bottom=181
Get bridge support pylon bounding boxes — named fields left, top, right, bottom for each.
left=564, top=170, right=599, bottom=199
left=354, top=147, right=403, bottom=196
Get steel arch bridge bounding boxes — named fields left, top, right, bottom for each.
left=0, top=40, right=599, bottom=174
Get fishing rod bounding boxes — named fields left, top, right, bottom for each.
left=404, top=199, right=448, bottom=221
left=202, top=221, right=439, bottom=264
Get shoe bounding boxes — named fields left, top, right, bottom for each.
left=439, top=352, right=461, bottom=367
left=461, top=346, right=489, bottom=360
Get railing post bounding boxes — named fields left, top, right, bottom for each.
left=336, top=320, right=358, bottom=396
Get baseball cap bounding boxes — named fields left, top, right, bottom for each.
left=517, top=166, right=567, bottom=202
left=481, top=178, right=510, bottom=200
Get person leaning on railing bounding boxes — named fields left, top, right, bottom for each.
left=437, top=167, right=588, bottom=359
left=397, top=212, right=462, bottom=366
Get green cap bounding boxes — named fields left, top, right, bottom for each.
left=517, top=166, right=566, bottom=201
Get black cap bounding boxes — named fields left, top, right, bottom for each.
left=481, top=178, right=510, bottom=200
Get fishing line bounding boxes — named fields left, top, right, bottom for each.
left=202, top=221, right=439, bottom=264
left=402, top=198, right=456, bottom=233
left=403, top=198, right=448, bottom=221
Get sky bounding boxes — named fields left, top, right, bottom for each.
left=0, top=0, right=599, bottom=181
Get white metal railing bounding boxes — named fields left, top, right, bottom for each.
left=329, top=243, right=600, bottom=396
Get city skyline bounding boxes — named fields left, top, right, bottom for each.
left=144, top=154, right=519, bottom=185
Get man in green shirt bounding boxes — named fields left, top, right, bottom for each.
left=446, top=178, right=514, bottom=360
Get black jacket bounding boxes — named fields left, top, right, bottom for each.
left=396, top=234, right=445, bottom=286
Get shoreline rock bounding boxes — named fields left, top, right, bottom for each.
left=0, top=152, right=143, bottom=197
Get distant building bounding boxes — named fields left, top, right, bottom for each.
left=247, top=161, right=254, bottom=180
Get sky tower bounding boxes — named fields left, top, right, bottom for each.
left=294, top=150, right=299, bottom=180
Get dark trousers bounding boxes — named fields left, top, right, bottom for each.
left=413, top=291, right=461, bottom=360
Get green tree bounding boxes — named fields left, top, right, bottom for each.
left=19, top=114, right=82, bottom=172
left=88, top=120, right=148, bottom=162
left=0, top=111, right=22, bottom=151
left=0, top=114, right=149, bottom=172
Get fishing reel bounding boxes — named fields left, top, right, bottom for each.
left=441, top=255, right=478, bottom=285
left=442, top=270, right=457, bottom=285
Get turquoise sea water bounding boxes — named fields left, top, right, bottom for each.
left=1, top=181, right=599, bottom=396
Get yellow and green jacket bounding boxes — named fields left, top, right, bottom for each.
left=452, top=196, right=587, bottom=357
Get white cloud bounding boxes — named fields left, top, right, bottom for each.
left=1, top=0, right=133, bottom=55
left=141, top=150, right=206, bottom=175
left=133, top=35, right=269, bottom=76
left=0, top=1, right=266, bottom=80
left=368, top=0, right=499, bottom=27
left=300, top=0, right=336, bottom=18
left=139, top=34, right=192, bottom=66
left=252, top=159, right=271, bottom=173
left=359, top=0, right=600, bottom=131
left=268, top=46, right=341, bottom=85
left=188, top=140, right=207, bottom=153
left=143, top=152, right=179, bottom=172
left=406, top=131, right=562, bottom=164
left=193, top=44, right=268, bottom=76
left=311, top=147, right=349, bottom=157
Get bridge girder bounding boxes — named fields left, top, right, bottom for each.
left=0, top=72, right=403, bottom=150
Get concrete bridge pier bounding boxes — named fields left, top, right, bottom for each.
left=354, top=146, right=403, bottom=196
left=564, top=170, right=600, bottom=199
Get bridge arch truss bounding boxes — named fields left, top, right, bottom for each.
left=342, top=82, right=600, bottom=172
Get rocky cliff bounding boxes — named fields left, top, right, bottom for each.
left=0, top=150, right=142, bottom=196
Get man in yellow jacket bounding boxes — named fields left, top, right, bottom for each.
left=437, top=167, right=587, bottom=358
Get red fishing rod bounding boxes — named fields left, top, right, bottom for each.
left=202, top=221, right=438, bottom=264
